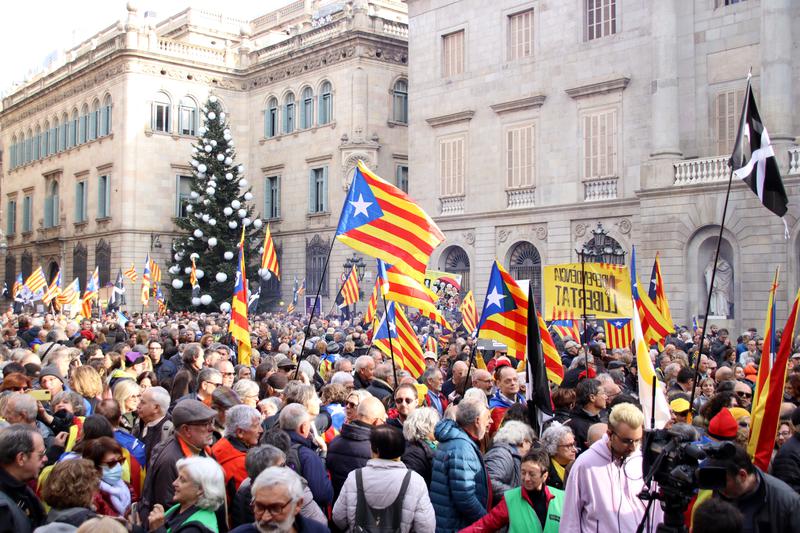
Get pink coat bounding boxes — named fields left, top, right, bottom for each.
left=560, top=434, right=663, bottom=532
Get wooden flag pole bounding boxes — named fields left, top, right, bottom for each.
left=381, top=295, right=399, bottom=390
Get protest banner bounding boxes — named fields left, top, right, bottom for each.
left=543, top=263, right=632, bottom=319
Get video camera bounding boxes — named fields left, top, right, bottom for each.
left=637, top=427, right=735, bottom=533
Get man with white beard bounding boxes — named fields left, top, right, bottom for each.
left=229, top=467, right=329, bottom=533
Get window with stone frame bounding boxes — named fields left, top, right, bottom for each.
left=396, top=165, right=409, bottom=193
left=585, top=0, right=617, bottom=41
left=75, top=180, right=88, bottom=223
left=306, top=235, right=329, bottom=296
left=509, top=241, right=542, bottom=307
left=265, top=176, right=281, bottom=219
left=439, top=135, right=466, bottom=197
left=392, top=79, right=408, bottom=124
left=4, top=255, right=15, bottom=293
left=22, top=195, right=33, bottom=233
left=100, top=95, right=113, bottom=136
left=44, top=179, right=59, bottom=228
left=301, top=87, right=314, bottom=129
left=283, top=93, right=296, bottom=134
left=73, top=243, right=87, bottom=290
left=152, top=92, right=171, bottom=133
left=318, top=82, right=332, bottom=125
left=179, top=97, right=197, bottom=136
left=308, top=167, right=328, bottom=214
left=97, top=175, right=110, bottom=219
left=712, top=88, right=745, bottom=156
left=442, top=30, right=465, bottom=78
left=6, top=199, right=16, bottom=236
left=506, top=123, right=535, bottom=189
left=266, top=97, right=279, bottom=138
left=176, top=175, right=193, bottom=218
left=95, top=239, right=111, bottom=286
left=20, top=251, right=32, bottom=280
left=444, top=246, right=470, bottom=292
left=582, top=108, right=618, bottom=179
left=507, top=9, right=533, bottom=61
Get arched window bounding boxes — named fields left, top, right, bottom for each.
left=306, top=234, right=329, bottom=296
left=283, top=93, right=295, bottom=134
left=89, top=99, right=100, bottom=140
left=9, top=135, right=16, bottom=169
left=392, top=79, right=408, bottom=124
left=79, top=104, right=89, bottom=144
left=152, top=92, right=171, bottom=132
left=42, top=122, right=50, bottom=158
left=33, top=126, right=41, bottom=160
left=60, top=113, right=68, bottom=151
left=45, top=180, right=59, bottom=228
left=179, top=96, right=197, bottom=136
left=101, top=95, right=112, bottom=136
left=318, top=81, right=332, bottom=125
left=49, top=118, right=58, bottom=154
left=20, top=251, right=32, bottom=280
left=73, top=243, right=87, bottom=291
left=25, top=129, right=32, bottom=163
left=69, top=109, right=79, bottom=148
left=509, top=242, right=542, bottom=308
left=301, top=87, right=314, bottom=129
left=443, top=246, right=471, bottom=292
left=95, top=239, right=111, bottom=286
left=265, top=97, right=278, bottom=138
left=4, top=255, right=16, bottom=293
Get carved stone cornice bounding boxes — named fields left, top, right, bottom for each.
left=490, top=95, right=546, bottom=115
left=565, top=76, right=630, bottom=99
left=425, top=110, right=475, bottom=128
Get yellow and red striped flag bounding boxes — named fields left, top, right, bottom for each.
left=24, top=267, right=48, bottom=297
left=632, top=295, right=671, bottom=430
left=459, top=290, right=478, bottom=335
left=150, top=259, right=161, bottom=296
left=42, top=269, right=62, bottom=307
left=336, top=265, right=360, bottom=309
left=364, top=280, right=380, bottom=324
left=57, top=278, right=81, bottom=314
left=261, top=223, right=280, bottom=281
left=649, top=252, right=674, bottom=329
left=604, top=318, right=633, bottom=350
left=748, top=274, right=800, bottom=470
left=335, top=161, right=444, bottom=284
left=156, top=286, right=167, bottom=315
left=549, top=319, right=581, bottom=343
left=631, top=247, right=672, bottom=346
left=379, top=259, right=451, bottom=330
left=424, top=334, right=437, bottom=354
left=534, top=311, right=564, bottom=385
left=123, top=264, right=138, bottom=283
left=477, top=261, right=528, bottom=360
left=12, top=273, right=22, bottom=298
left=141, top=254, right=151, bottom=305
left=228, top=230, right=252, bottom=366
left=80, top=267, right=99, bottom=319
left=373, top=302, right=425, bottom=378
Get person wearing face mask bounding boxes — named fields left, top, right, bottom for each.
left=80, top=436, right=132, bottom=517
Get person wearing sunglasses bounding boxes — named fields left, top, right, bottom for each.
left=733, top=380, right=753, bottom=410
left=562, top=402, right=662, bottom=532
left=81, top=436, right=131, bottom=517
left=387, top=383, right=419, bottom=430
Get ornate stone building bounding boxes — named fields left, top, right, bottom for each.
left=0, top=0, right=408, bottom=308
left=407, top=0, right=800, bottom=332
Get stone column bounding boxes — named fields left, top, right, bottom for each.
left=351, top=66, right=368, bottom=142
left=761, top=0, right=794, bottom=167
left=650, top=0, right=681, bottom=160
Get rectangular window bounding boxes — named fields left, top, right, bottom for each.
left=582, top=109, right=618, bottom=179
left=22, top=195, right=32, bottom=233
left=176, top=175, right=193, bottom=217
left=308, top=167, right=328, bottom=214
left=284, top=102, right=295, bottom=134
left=267, top=107, right=278, bottom=138
left=586, top=0, right=617, bottom=41
left=153, top=102, right=170, bottom=133
left=396, top=165, right=409, bottom=193
left=75, top=181, right=87, bottom=222
left=506, top=124, right=535, bottom=189
left=319, top=92, right=331, bottom=125
left=713, top=89, right=745, bottom=156
left=508, top=9, right=533, bottom=61
left=89, top=111, right=97, bottom=140
left=6, top=200, right=16, bottom=236
left=302, top=95, right=313, bottom=129
left=59, top=123, right=67, bottom=151
left=439, top=136, right=466, bottom=197
left=49, top=127, right=57, bottom=154
left=179, top=106, right=196, bottom=136
left=265, top=176, right=281, bottom=219
left=442, top=30, right=465, bottom=78
left=71, top=117, right=78, bottom=146
left=98, top=175, right=110, bottom=218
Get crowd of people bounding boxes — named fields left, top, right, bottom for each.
left=1, top=309, right=800, bottom=532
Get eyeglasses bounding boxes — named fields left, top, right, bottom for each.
left=778, top=431, right=792, bottom=438
left=188, top=420, right=214, bottom=428
left=222, top=372, right=235, bottom=377
left=395, top=397, right=416, bottom=404
left=346, top=401, right=359, bottom=408
left=8, top=386, right=29, bottom=392
left=736, top=391, right=753, bottom=399
left=611, top=432, right=641, bottom=446
left=557, top=442, right=577, bottom=449
left=102, top=458, right=123, bottom=467
left=252, top=499, right=293, bottom=516
left=205, top=381, right=223, bottom=388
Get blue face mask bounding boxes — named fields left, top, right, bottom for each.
left=102, top=463, right=123, bottom=484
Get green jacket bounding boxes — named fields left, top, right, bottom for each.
left=505, top=486, right=563, bottom=533
left=164, top=504, right=219, bottom=533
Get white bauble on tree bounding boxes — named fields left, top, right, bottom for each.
left=237, top=165, right=245, bottom=174
left=190, top=253, right=200, bottom=260
left=172, top=279, right=184, bottom=289
left=169, top=265, right=179, bottom=275
left=224, top=251, right=234, bottom=260
left=198, top=126, right=207, bottom=135
left=220, top=112, right=226, bottom=120
left=228, top=221, right=238, bottom=229
left=184, top=267, right=192, bottom=274
left=200, top=294, right=213, bottom=306
left=216, top=154, right=224, bottom=162
left=174, top=253, right=182, bottom=261
left=192, top=297, right=201, bottom=306
left=195, top=269, right=204, bottom=279
left=244, top=192, right=253, bottom=201
left=204, top=145, right=212, bottom=153
left=239, top=178, right=248, bottom=187
left=215, top=272, right=227, bottom=283
left=202, top=214, right=210, bottom=222
left=243, top=218, right=251, bottom=226
left=223, top=207, right=233, bottom=216
left=209, top=219, right=217, bottom=226
left=190, top=159, right=198, bottom=167
left=208, top=112, right=216, bottom=120
left=193, top=229, right=203, bottom=238
left=206, top=187, right=215, bottom=195
left=220, top=302, right=231, bottom=313
left=208, top=237, right=218, bottom=247
left=253, top=219, right=263, bottom=229
left=210, top=140, right=217, bottom=147
left=238, top=209, right=247, bottom=218
left=186, top=204, right=194, bottom=213
left=203, top=199, right=210, bottom=205
left=198, top=164, right=207, bottom=173
left=225, top=172, right=233, bottom=180
left=225, top=157, right=233, bottom=165
left=231, top=200, right=241, bottom=209
left=190, top=191, right=199, bottom=199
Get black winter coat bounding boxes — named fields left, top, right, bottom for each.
left=326, top=421, right=373, bottom=500
left=771, top=434, right=800, bottom=493
left=401, top=439, right=435, bottom=487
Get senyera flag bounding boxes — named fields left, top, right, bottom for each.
left=261, top=223, right=280, bottom=280
left=460, top=290, right=478, bottom=335
left=335, top=161, right=444, bottom=283
left=632, top=299, right=671, bottom=430
left=228, top=230, right=252, bottom=366
left=477, top=261, right=527, bottom=360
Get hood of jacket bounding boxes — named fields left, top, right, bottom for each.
left=339, top=420, right=372, bottom=441
left=435, top=418, right=476, bottom=447
left=490, top=441, right=521, bottom=460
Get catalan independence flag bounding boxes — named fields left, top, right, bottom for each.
left=228, top=230, right=252, bottom=366
left=58, top=278, right=80, bottom=309
left=123, top=264, right=138, bottom=283
left=336, top=161, right=444, bottom=284
left=24, top=267, right=48, bottom=298
left=477, top=261, right=528, bottom=360
left=380, top=259, right=450, bottom=330
left=364, top=280, right=380, bottom=324
left=549, top=319, right=581, bottom=343
left=373, top=302, right=425, bottom=378
left=648, top=252, right=673, bottom=329
left=459, top=290, right=478, bottom=335
left=141, top=254, right=152, bottom=305
left=156, top=286, right=167, bottom=315
left=80, top=267, right=99, bottom=319
left=336, top=265, right=360, bottom=309
left=631, top=246, right=672, bottom=347
left=12, top=273, right=23, bottom=298
left=261, top=223, right=280, bottom=280
left=42, top=269, right=62, bottom=307
left=604, top=318, right=633, bottom=350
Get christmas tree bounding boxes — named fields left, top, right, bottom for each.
left=169, top=95, right=263, bottom=310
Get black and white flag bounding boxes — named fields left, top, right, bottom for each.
left=730, top=76, right=789, bottom=237
left=108, top=270, right=126, bottom=310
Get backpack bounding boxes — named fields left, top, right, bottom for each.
left=353, top=469, right=411, bottom=533
left=285, top=442, right=303, bottom=475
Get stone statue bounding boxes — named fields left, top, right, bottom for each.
left=704, top=257, right=733, bottom=317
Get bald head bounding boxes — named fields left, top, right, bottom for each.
left=714, top=365, right=734, bottom=384
left=587, top=422, right=608, bottom=447
left=357, top=396, right=387, bottom=425
left=470, top=369, right=493, bottom=394
left=451, top=360, right=468, bottom=385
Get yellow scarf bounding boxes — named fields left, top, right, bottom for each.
left=551, top=458, right=565, bottom=482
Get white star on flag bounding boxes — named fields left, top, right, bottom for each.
left=349, top=194, right=372, bottom=217
left=614, top=321, right=623, bottom=327
left=486, top=286, right=505, bottom=309
left=388, top=321, right=397, bottom=333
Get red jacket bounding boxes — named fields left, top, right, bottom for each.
left=211, top=436, right=249, bottom=501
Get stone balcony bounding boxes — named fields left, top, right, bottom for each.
left=439, top=196, right=464, bottom=216
left=583, top=176, right=618, bottom=201
left=790, top=147, right=800, bottom=175
left=674, top=147, right=800, bottom=185
left=506, top=187, right=535, bottom=208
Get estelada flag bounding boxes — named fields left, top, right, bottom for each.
left=24, top=267, right=48, bottom=297
left=261, top=223, right=280, bottom=280
left=604, top=318, right=633, bottom=350
left=549, top=319, right=581, bottom=343
left=373, top=302, right=425, bottom=378
left=228, top=230, right=252, bottom=366
left=477, top=261, right=527, bottom=360
left=141, top=254, right=151, bottom=305
left=336, top=265, right=360, bottom=309
left=336, top=161, right=444, bottom=283
left=631, top=246, right=672, bottom=346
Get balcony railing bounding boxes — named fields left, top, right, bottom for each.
left=583, top=177, right=618, bottom=201
left=674, top=156, right=730, bottom=186
left=439, top=196, right=464, bottom=216
left=790, top=147, right=800, bottom=175
left=506, top=187, right=535, bottom=208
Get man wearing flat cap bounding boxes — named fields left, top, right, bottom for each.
left=139, top=399, right=216, bottom=526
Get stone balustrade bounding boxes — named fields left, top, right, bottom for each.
left=789, top=147, right=800, bottom=175
left=439, top=196, right=464, bottom=216
left=506, top=187, right=535, bottom=208
left=673, top=156, right=730, bottom=185
left=583, top=176, right=618, bottom=201
left=158, top=39, right=225, bottom=64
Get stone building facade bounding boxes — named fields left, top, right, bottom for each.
left=407, top=0, right=800, bottom=333
left=0, top=0, right=408, bottom=309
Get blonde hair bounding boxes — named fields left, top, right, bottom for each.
left=112, top=380, right=141, bottom=414
left=71, top=365, right=103, bottom=398
left=76, top=517, right=127, bottom=533
left=608, top=402, right=644, bottom=431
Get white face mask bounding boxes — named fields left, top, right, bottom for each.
left=102, top=463, right=123, bottom=484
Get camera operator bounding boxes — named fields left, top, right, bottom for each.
left=697, top=443, right=800, bottom=533
left=561, top=402, right=662, bottom=532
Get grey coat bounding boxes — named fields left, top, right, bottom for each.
left=484, top=441, right=522, bottom=505
left=332, top=459, right=435, bottom=533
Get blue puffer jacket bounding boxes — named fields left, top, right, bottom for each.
left=429, top=419, right=489, bottom=533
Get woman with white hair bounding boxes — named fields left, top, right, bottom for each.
left=147, top=456, right=225, bottom=533
left=232, top=379, right=259, bottom=408
left=401, top=407, right=440, bottom=487
left=484, top=420, right=536, bottom=505
left=111, top=379, right=141, bottom=431
left=540, top=423, right=577, bottom=490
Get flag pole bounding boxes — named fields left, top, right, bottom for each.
left=462, top=327, right=482, bottom=397
left=294, top=236, right=336, bottom=381
left=579, top=249, right=589, bottom=349
left=381, top=295, right=399, bottom=390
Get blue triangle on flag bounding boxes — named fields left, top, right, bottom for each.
left=336, top=167, right=384, bottom=235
